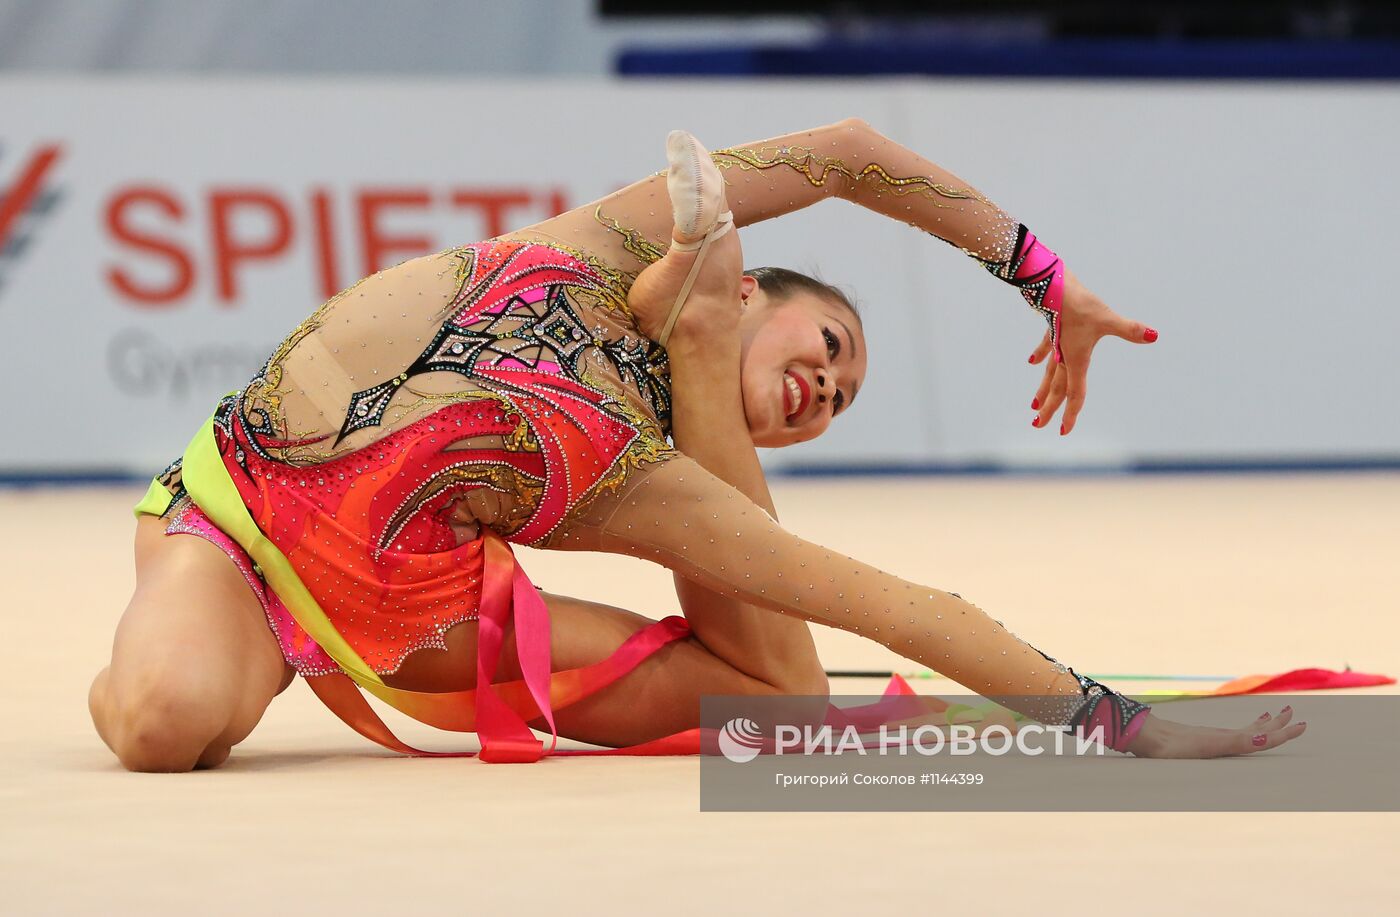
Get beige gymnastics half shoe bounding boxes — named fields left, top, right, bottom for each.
left=658, top=129, right=734, bottom=348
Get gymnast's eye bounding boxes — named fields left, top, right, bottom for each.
left=823, top=327, right=840, bottom=359
left=832, top=389, right=846, bottom=415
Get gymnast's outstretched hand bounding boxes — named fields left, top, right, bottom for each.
left=1029, top=270, right=1159, bottom=436
left=1125, top=706, right=1307, bottom=758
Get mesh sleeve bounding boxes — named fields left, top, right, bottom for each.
left=554, top=454, right=1142, bottom=731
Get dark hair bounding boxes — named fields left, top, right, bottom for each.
left=745, top=266, right=862, bottom=324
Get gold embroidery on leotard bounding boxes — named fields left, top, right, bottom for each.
left=396, top=386, right=540, bottom=454
left=572, top=362, right=675, bottom=507
left=713, top=144, right=992, bottom=207
left=475, top=231, right=645, bottom=320
left=592, top=205, right=667, bottom=266
left=503, top=413, right=540, bottom=454
left=716, top=144, right=1019, bottom=262
left=581, top=364, right=669, bottom=447
left=229, top=235, right=676, bottom=545
left=379, top=460, right=544, bottom=547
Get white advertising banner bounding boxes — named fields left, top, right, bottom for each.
left=1, top=78, right=1395, bottom=475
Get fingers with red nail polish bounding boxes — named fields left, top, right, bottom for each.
left=1029, top=329, right=1052, bottom=366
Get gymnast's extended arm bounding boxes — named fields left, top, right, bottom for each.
left=519, top=117, right=1157, bottom=432
left=530, top=118, right=1020, bottom=265
left=553, top=451, right=1305, bottom=759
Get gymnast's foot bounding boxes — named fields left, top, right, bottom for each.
left=666, top=129, right=732, bottom=246
left=655, top=130, right=735, bottom=346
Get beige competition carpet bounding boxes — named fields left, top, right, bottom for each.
left=3, top=472, right=1397, bottom=915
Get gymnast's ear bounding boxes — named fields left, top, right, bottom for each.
left=739, top=274, right=759, bottom=308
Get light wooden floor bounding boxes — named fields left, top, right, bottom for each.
left=3, top=473, right=1397, bottom=915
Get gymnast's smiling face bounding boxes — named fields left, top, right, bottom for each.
left=737, top=275, right=868, bottom=448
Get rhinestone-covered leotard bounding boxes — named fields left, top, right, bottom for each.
left=146, top=118, right=1145, bottom=744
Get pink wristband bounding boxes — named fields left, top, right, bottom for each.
left=1072, top=691, right=1152, bottom=753
left=983, top=224, right=1066, bottom=363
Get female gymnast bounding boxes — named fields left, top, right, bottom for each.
left=89, top=120, right=1305, bottom=770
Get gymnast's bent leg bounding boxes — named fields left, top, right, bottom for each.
left=89, top=516, right=293, bottom=772
left=385, top=589, right=826, bottom=748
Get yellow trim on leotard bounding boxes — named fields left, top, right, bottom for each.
left=131, top=416, right=615, bottom=739
left=132, top=476, right=175, bottom=519
left=173, top=417, right=389, bottom=689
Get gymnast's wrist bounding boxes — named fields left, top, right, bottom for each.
left=1103, top=705, right=1159, bottom=756
left=1067, top=685, right=1152, bottom=754
left=980, top=223, right=1067, bottom=362
left=1121, top=712, right=1167, bottom=757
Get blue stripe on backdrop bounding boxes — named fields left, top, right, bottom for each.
left=777, top=457, right=1400, bottom=477
left=0, top=471, right=148, bottom=488
left=4, top=457, right=1400, bottom=487
left=617, top=38, right=1400, bottom=79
